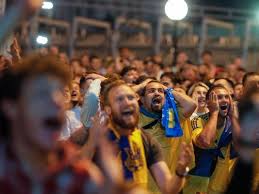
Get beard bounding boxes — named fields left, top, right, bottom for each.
left=151, top=103, right=163, bottom=113
left=111, top=111, right=139, bottom=130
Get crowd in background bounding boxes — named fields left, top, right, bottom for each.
left=0, top=35, right=258, bottom=194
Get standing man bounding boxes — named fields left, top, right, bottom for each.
left=189, top=85, right=237, bottom=194
left=97, top=80, right=193, bottom=194
left=139, top=80, right=197, bottom=193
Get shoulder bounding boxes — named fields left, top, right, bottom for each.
left=199, top=112, right=210, bottom=121
left=140, top=129, right=164, bottom=167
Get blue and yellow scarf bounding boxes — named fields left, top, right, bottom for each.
left=108, top=128, right=148, bottom=188
left=140, top=88, right=183, bottom=137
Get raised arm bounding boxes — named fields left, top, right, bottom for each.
left=172, top=90, right=197, bottom=118
left=81, top=79, right=101, bottom=129
left=150, top=143, right=193, bottom=194
left=193, top=92, right=219, bottom=148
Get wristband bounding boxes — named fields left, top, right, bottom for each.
left=175, top=166, right=189, bottom=178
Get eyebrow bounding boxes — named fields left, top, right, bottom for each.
left=147, top=87, right=164, bottom=90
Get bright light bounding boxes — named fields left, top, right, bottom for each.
left=42, top=1, right=54, bottom=10
left=165, top=0, right=188, bottom=21
left=36, top=35, right=49, bottom=45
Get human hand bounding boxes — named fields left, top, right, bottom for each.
left=207, top=92, right=219, bottom=113
left=175, top=142, right=193, bottom=175
left=228, top=99, right=239, bottom=119
left=10, top=38, right=21, bottom=63
left=88, top=111, right=109, bottom=143
left=85, top=73, right=106, bottom=82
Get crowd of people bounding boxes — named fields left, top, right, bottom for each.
left=0, top=36, right=258, bottom=194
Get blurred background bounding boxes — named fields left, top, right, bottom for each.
left=3, top=0, right=259, bottom=71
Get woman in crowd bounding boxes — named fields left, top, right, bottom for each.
left=188, top=82, right=209, bottom=119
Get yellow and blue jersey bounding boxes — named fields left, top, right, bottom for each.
left=139, top=106, right=195, bottom=194
left=185, top=113, right=237, bottom=194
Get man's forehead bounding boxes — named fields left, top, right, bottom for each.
left=146, top=82, right=163, bottom=89
left=249, top=75, right=259, bottom=81
left=126, top=70, right=138, bottom=75
left=214, top=88, right=229, bottom=95
left=72, top=82, right=79, bottom=86
left=110, top=84, right=135, bottom=95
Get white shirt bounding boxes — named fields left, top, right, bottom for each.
left=81, top=79, right=101, bottom=128
left=60, top=110, right=83, bottom=140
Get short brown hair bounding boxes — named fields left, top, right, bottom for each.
left=140, top=80, right=161, bottom=97
left=5, top=54, right=71, bottom=101
left=101, top=80, right=127, bottom=106
left=16, top=54, right=70, bottom=82
left=206, top=84, right=228, bottom=100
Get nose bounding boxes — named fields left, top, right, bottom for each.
left=123, top=97, right=131, bottom=105
left=154, top=89, right=161, bottom=96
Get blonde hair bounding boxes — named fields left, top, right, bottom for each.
left=187, top=82, right=209, bottom=97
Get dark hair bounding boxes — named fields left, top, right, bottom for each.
left=0, top=54, right=71, bottom=140
left=85, top=70, right=99, bottom=76
left=206, top=84, right=228, bottom=100
left=202, top=50, right=213, bottom=57
left=79, top=76, right=86, bottom=88
left=135, top=75, right=150, bottom=85
left=89, top=55, right=100, bottom=62
left=140, top=80, right=162, bottom=97
left=242, top=72, right=259, bottom=85
left=214, top=78, right=235, bottom=89
left=120, top=66, right=137, bottom=77
left=160, top=72, right=176, bottom=83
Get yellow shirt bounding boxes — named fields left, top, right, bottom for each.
left=254, top=149, right=259, bottom=192
left=184, top=114, right=211, bottom=194
left=139, top=107, right=195, bottom=194
left=190, top=113, right=236, bottom=194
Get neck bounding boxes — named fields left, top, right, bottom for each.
left=141, top=106, right=161, bottom=117
left=11, top=131, right=49, bottom=180
left=111, top=122, right=134, bottom=136
left=71, top=101, right=79, bottom=108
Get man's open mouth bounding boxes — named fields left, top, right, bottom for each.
left=220, top=105, right=228, bottom=111
left=71, top=91, right=78, bottom=97
left=152, top=96, right=162, bottom=105
left=121, top=108, right=135, bottom=116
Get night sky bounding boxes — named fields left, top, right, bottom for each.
left=192, top=0, right=259, bottom=10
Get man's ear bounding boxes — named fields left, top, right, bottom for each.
left=140, top=95, right=145, bottom=105
left=135, top=93, right=140, bottom=101
left=104, top=105, right=112, bottom=116
left=1, top=100, right=18, bottom=120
